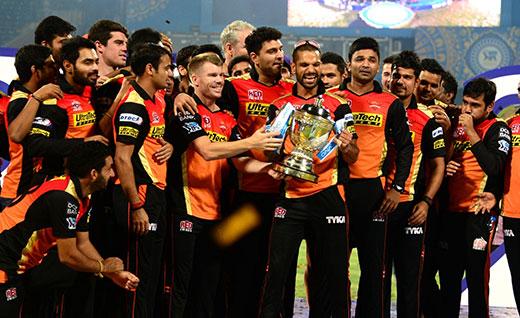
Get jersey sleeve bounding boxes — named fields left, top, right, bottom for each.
left=166, top=112, right=207, bottom=154
left=422, top=118, right=446, bottom=159
left=386, top=98, right=414, bottom=188
left=45, top=192, right=82, bottom=238
left=334, top=103, right=358, bottom=139
left=114, top=102, right=148, bottom=145
left=218, top=80, right=239, bottom=118
left=472, top=121, right=511, bottom=177
left=75, top=206, right=91, bottom=232
left=6, top=98, right=27, bottom=124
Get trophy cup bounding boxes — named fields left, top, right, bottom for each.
left=273, top=97, right=334, bottom=183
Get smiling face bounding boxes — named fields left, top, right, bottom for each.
left=70, top=48, right=99, bottom=86
left=391, top=66, right=418, bottom=102
left=192, top=61, right=225, bottom=100
left=348, top=48, right=379, bottom=85
left=293, top=49, right=321, bottom=90
left=230, top=60, right=251, bottom=77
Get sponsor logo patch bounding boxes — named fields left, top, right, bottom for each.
left=5, top=287, right=17, bottom=301
left=248, top=89, right=263, bottom=101
left=182, top=122, right=202, bottom=133
left=149, top=124, right=165, bottom=139
left=499, top=127, right=511, bottom=141
left=504, top=229, right=515, bottom=237
left=432, top=127, right=443, bottom=138
left=202, top=115, right=211, bottom=129
left=67, top=202, right=78, bottom=215
left=73, top=111, right=96, bottom=127
left=454, top=140, right=471, bottom=152
left=151, top=111, right=161, bottom=124
left=66, top=217, right=77, bottom=230
left=274, top=207, right=287, bottom=219
left=33, top=117, right=52, bottom=127
left=71, top=101, right=83, bottom=112
left=498, top=140, right=510, bottom=154
left=180, top=220, right=193, bottom=232
left=434, top=139, right=445, bottom=150
left=353, top=112, right=383, bottom=127
left=453, top=126, right=465, bottom=138
left=326, top=216, right=346, bottom=224
left=207, top=131, right=227, bottom=142
left=472, top=237, right=487, bottom=251
left=119, top=126, right=139, bottom=138
left=511, top=123, right=520, bottom=133
left=404, top=226, right=424, bottom=235
left=372, top=211, right=385, bottom=222
left=30, top=127, right=50, bottom=137
left=246, top=102, right=269, bottom=117
left=512, top=135, right=520, bottom=147
left=119, top=113, right=143, bottom=125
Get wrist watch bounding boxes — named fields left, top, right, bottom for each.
left=422, top=195, right=433, bottom=207
left=392, top=184, right=404, bottom=193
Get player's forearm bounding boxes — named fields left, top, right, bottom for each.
left=115, top=155, right=140, bottom=204
left=232, top=157, right=272, bottom=174
left=8, top=98, right=39, bottom=143
left=198, top=139, right=252, bottom=161
left=424, top=157, right=445, bottom=199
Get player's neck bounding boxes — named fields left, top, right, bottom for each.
left=348, top=78, right=374, bottom=95
left=136, top=77, right=157, bottom=100
left=197, top=92, right=219, bottom=112
left=65, top=75, right=86, bottom=95
left=98, top=60, right=116, bottom=77
left=257, top=72, right=276, bottom=86
left=296, top=84, right=318, bottom=99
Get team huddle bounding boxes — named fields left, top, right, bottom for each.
left=0, top=15, right=517, bottom=318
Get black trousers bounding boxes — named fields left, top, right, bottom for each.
left=259, top=186, right=349, bottom=318
left=438, top=211, right=496, bottom=318
left=503, top=216, right=520, bottom=315
left=383, top=201, right=426, bottom=318
left=171, top=212, right=221, bottom=318
left=346, top=178, right=387, bottom=318
left=113, top=184, right=166, bottom=318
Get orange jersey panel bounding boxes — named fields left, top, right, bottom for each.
left=504, top=115, right=520, bottom=218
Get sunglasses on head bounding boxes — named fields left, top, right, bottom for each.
left=294, top=40, right=321, bottom=51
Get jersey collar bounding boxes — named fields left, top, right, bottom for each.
left=339, top=77, right=383, bottom=94
left=250, top=66, right=282, bottom=87
left=131, top=81, right=155, bottom=103
left=291, top=81, right=327, bottom=100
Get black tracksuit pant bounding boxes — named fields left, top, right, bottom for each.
left=503, top=216, right=520, bottom=315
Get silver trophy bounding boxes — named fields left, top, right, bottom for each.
left=273, top=97, right=334, bottom=183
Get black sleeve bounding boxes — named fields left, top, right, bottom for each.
left=386, top=98, right=414, bottom=188
left=422, top=118, right=446, bottom=159
left=26, top=106, right=84, bottom=158
left=114, top=102, right=149, bottom=145
left=6, top=98, right=27, bottom=124
left=75, top=206, right=91, bottom=232
left=45, top=191, right=82, bottom=238
left=334, top=103, right=358, bottom=139
left=217, top=80, right=239, bottom=118
left=229, top=124, right=242, bottom=142
left=166, top=112, right=206, bottom=154
left=472, top=121, right=511, bottom=177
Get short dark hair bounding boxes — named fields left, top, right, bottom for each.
left=442, top=71, right=458, bottom=99
left=66, top=141, right=111, bottom=178
left=245, top=26, right=282, bottom=55
left=176, top=45, right=199, bottom=68
left=15, top=45, right=52, bottom=83
left=321, top=51, right=346, bottom=75
left=193, top=44, right=224, bottom=61
left=348, top=37, right=380, bottom=62
left=34, top=16, right=76, bottom=45
left=60, top=36, right=96, bottom=68
left=383, top=55, right=397, bottom=65
left=420, top=58, right=444, bottom=76
left=463, top=77, right=496, bottom=106
left=88, top=20, right=129, bottom=46
left=292, top=44, right=321, bottom=63
left=130, top=43, right=171, bottom=76
left=127, top=28, right=162, bottom=57
left=228, top=55, right=251, bottom=76
left=392, top=50, right=421, bottom=78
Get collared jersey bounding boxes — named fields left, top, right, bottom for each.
left=330, top=79, right=413, bottom=188
left=113, top=82, right=167, bottom=189
left=222, top=67, right=294, bottom=193
left=386, top=98, right=446, bottom=202
left=448, top=116, right=511, bottom=212
left=1, top=85, right=38, bottom=198
left=0, top=175, right=90, bottom=283
left=268, top=85, right=357, bottom=199
left=27, top=76, right=96, bottom=179
left=166, top=95, right=241, bottom=220
left=504, top=114, right=520, bottom=218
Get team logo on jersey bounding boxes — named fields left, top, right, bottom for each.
left=71, top=101, right=82, bottom=112
left=5, top=287, right=17, bottom=301
left=434, top=139, right=445, bottom=150
left=66, top=217, right=77, bottom=230
left=404, top=226, right=424, bottom=235
left=151, top=111, right=161, bottom=124
left=180, top=220, right=193, bottom=232
left=119, top=126, right=139, bottom=138
left=454, top=140, right=471, bottom=152
left=33, top=117, right=52, bottom=127
left=472, top=237, right=487, bottom=251
left=326, top=216, right=346, bottom=224
left=274, top=207, right=287, bottom=219
left=512, top=135, right=520, bottom=147
left=73, top=111, right=96, bottom=127
left=248, top=89, right=263, bottom=101
left=202, top=116, right=211, bottom=129
left=498, top=140, right=510, bottom=154
left=119, top=113, right=143, bottom=125
left=353, top=112, right=383, bottom=127
left=149, top=124, right=165, bottom=139
left=246, top=102, right=269, bottom=117
left=432, top=127, right=443, bottom=138
left=207, top=131, right=228, bottom=142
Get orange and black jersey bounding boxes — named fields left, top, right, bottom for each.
left=113, top=81, right=167, bottom=189
left=330, top=79, right=413, bottom=188
left=386, top=96, right=446, bottom=202
left=0, top=175, right=90, bottom=283
left=267, top=83, right=357, bottom=199
left=165, top=94, right=241, bottom=220
left=92, top=70, right=130, bottom=117
left=504, top=114, right=520, bottom=218
left=448, top=113, right=511, bottom=212
left=218, top=66, right=294, bottom=193
left=26, top=76, right=96, bottom=180
left=1, top=84, right=37, bottom=199
left=0, top=93, right=9, bottom=160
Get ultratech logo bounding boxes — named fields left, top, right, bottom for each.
left=410, top=131, right=416, bottom=143
left=453, top=140, right=471, bottom=152
left=512, top=135, right=520, bottom=147
left=119, top=126, right=139, bottom=138
left=404, top=226, right=424, bottom=235
left=353, top=112, right=382, bottom=127
left=149, top=125, right=165, bottom=139
left=73, top=111, right=96, bottom=127
left=207, top=131, right=227, bottom=142
left=246, top=102, right=269, bottom=117
left=326, top=216, right=346, bottom=224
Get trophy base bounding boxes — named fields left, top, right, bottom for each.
left=273, top=163, right=319, bottom=184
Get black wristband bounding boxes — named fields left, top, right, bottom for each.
left=31, top=94, right=43, bottom=104
left=422, top=195, right=433, bottom=207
